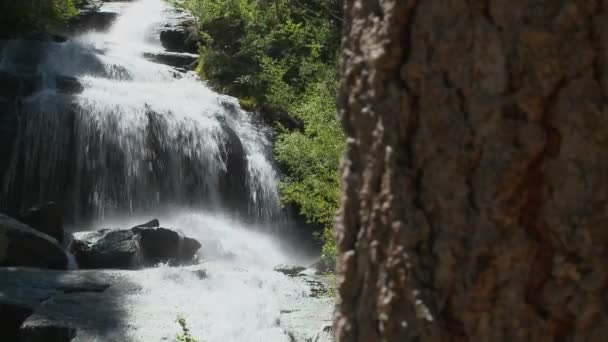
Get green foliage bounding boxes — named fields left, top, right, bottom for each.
left=0, top=0, right=81, bottom=31
left=176, top=316, right=200, bottom=342
left=174, top=0, right=343, bottom=266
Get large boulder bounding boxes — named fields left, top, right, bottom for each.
left=18, top=202, right=64, bottom=243
left=159, top=24, right=199, bottom=53
left=0, top=214, right=68, bottom=269
left=0, top=71, right=84, bottom=98
left=72, top=220, right=201, bottom=269
left=71, top=229, right=142, bottom=269
left=138, top=227, right=201, bottom=265
left=143, top=51, right=198, bottom=69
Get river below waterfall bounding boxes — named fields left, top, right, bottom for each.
left=0, top=0, right=333, bottom=341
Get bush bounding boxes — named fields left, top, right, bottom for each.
left=176, top=316, right=200, bottom=342
left=0, top=0, right=81, bottom=32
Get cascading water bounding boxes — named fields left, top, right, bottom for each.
left=0, top=0, right=332, bottom=341
left=0, top=0, right=280, bottom=222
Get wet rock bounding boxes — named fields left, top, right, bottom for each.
left=71, top=225, right=201, bottom=269
left=65, top=11, right=119, bottom=33
left=71, top=229, right=141, bottom=269
left=217, top=118, right=250, bottom=216
left=0, top=267, right=122, bottom=342
left=19, top=322, right=77, bottom=342
left=18, top=202, right=64, bottom=243
left=0, top=214, right=68, bottom=269
left=310, top=258, right=335, bottom=275
left=143, top=51, right=198, bottom=68
left=139, top=227, right=201, bottom=265
left=278, top=295, right=334, bottom=342
left=312, top=325, right=333, bottom=342
left=0, top=71, right=84, bottom=98
left=131, top=218, right=160, bottom=229
left=274, top=264, right=307, bottom=277
left=160, top=25, right=199, bottom=53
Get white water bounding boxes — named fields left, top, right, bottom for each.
left=97, top=211, right=331, bottom=342
left=1, top=0, right=332, bottom=340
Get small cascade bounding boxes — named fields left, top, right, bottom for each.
left=0, top=0, right=281, bottom=223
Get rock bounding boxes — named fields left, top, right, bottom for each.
left=310, top=258, right=335, bottom=275
left=0, top=214, right=68, bottom=269
left=278, top=295, right=334, bottom=342
left=71, top=229, right=141, bottom=269
left=131, top=218, right=160, bottom=229
left=160, top=25, right=199, bottom=53
left=65, top=11, right=119, bottom=33
left=313, top=325, right=333, bottom=342
left=217, top=117, right=249, bottom=216
left=143, top=51, right=198, bottom=68
left=18, top=202, right=64, bottom=243
left=0, top=267, right=121, bottom=342
left=139, top=227, right=201, bottom=265
left=0, top=71, right=84, bottom=98
left=274, top=264, right=307, bottom=277
left=71, top=225, right=201, bottom=269
left=55, top=75, right=85, bottom=94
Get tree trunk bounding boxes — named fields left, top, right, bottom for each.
left=335, top=1, right=608, bottom=341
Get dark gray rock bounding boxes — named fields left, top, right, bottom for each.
left=71, top=225, right=201, bottom=269
left=143, top=51, right=198, bottom=68
left=65, top=11, right=119, bottom=33
left=274, top=264, right=306, bottom=277
left=0, top=214, right=68, bottom=269
left=0, top=267, right=123, bottom=342
left=72, top=229, right=141, bottom=269
left=18, top=202, right=64, bottom=243
left=159, top=25, right=199, bottom=53
left=131, top=218, right=160, bottom=229
left=0, top=71, right=84, bottom=98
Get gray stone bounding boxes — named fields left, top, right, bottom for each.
left=71, top=225, right=201, bottom=269
left=0, top=214, right=67, bottom=269
left=18, top=202, right=64, bottom=243
left=143, top=51, right=198, bottom=68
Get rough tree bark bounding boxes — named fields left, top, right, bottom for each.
left=335, top=0, right=608, bottom=341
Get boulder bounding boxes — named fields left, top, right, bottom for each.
left=18, top=202, right=64, bottom=243
left=274, top=264, right=306, bottom=277
left=160, top=24, right=199, bottom=53
left=71, top=223, right=201, bottom=269
left=131, top=218, right=160, bottom=229
left=0, top=267, right=120, bottom=342
left=65, top=11, right=119, bottom=33
left=0, top=214, right=68, bottom=269
left=71, top=230, right=141, bottom=269
left=0, top=71, right=84, bottom=98
left=143, top=51, right=198, bottom=68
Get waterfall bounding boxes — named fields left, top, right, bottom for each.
left=0, top=0, right=281, bottom=223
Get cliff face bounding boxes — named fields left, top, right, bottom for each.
left=335, top=1, right=608, bottom=341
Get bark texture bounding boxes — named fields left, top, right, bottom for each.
left=335, top=0, right=608, bottom=341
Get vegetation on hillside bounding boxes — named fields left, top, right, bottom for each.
left=173, top=0, right=344, bottom=265
left=0, top=0, right=81, bottom=31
